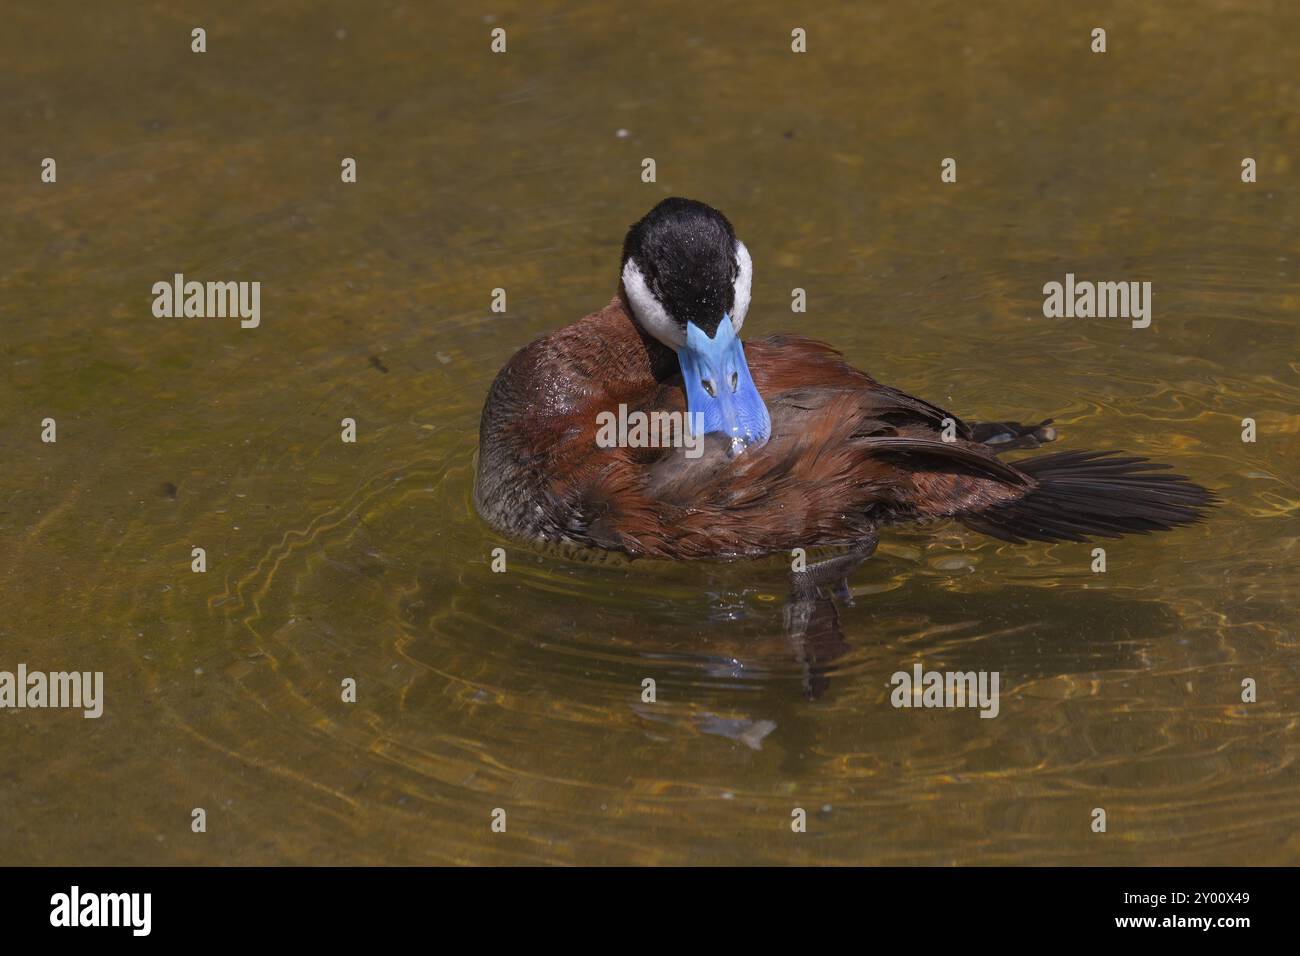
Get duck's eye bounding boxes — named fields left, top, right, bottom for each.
left=701, top=378, right=716, bottom=397
left=730, top=371, right=739, bottom=392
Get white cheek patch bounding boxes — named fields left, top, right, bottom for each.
left=622, top=257, right=685, bottom=348
left=731, top=240, right=752, bottom=333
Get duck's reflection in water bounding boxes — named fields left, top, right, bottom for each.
left=401, top=543, right=1176, bottom=771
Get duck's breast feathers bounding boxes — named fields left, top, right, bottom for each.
left=474, top=297, right=658, bottom=540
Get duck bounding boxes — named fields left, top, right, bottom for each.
left=474, top=198, right=1212, bottom=576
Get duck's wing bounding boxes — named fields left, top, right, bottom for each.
left=573, top=338, right=1035, bottom=558
left=752, top=335, right=1061, bottom=452
left=744, top=335, right=972, bottom=434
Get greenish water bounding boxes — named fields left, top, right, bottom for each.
left=1, top=0, right=1297, bottom=864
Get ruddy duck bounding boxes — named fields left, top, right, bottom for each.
left=474, top=198, right=1211, bottom=575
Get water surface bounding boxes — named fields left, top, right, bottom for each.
left=2, top=0, right=1297, bottom=864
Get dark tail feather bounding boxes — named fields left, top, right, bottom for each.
left=959, top=450, right=1216, bottom=545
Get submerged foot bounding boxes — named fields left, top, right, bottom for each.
left=789, top=528, right=880, bottom=603
left=969, top=417, right=1057, bottom=451
left=783, top=529, right=879, bottom=699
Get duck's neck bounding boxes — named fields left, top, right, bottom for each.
left=603, top=288, right=680, bottom=387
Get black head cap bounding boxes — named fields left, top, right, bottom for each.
left=621, top=198, right=741, bottom=338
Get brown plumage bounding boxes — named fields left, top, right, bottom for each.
left=473, top=292, right=1213, bottom=560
